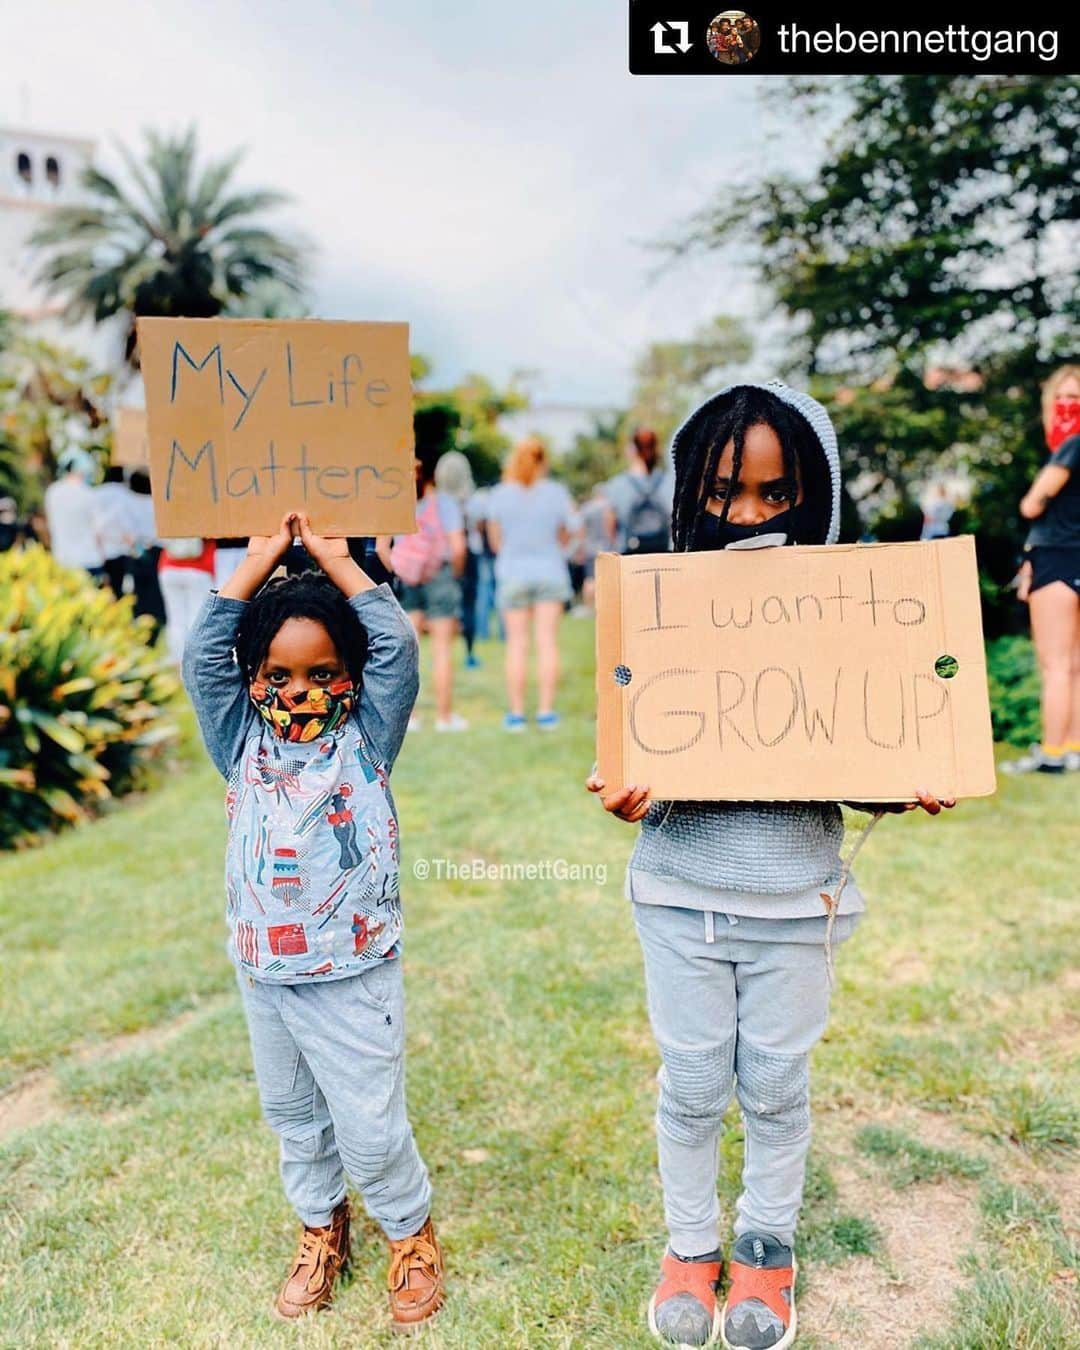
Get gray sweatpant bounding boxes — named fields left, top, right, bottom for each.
left=237, top=959, right=431, bottom=1239
left=633, top=902, right=857, bottom=1255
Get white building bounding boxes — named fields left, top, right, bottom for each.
left=0, top=126, right=124, bottom=371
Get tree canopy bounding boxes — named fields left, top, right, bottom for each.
left=630, top=315, right=753, bottom=446
left=413, top=367, right=529, bottom=487
left=31, top=127, right=305, bottom=363
left=678, top=75, right=1080, bottom=627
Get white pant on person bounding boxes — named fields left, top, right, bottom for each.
left=159, top=567, right=213, bottom=665
left=214, top=547, right=248, bottom=590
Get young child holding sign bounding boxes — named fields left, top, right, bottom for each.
left=182, top=512, right=444, bottom=1330
left=587, top=382, right=953, bottom=1350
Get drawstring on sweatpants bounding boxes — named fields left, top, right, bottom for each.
left=704, top=910, right=715, bottom=944
left=820, top=810, right=886, bottom=986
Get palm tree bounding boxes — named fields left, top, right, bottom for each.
left=30, top=128, right=306, bottom=363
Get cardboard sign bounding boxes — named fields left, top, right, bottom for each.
left=111, top=407, right=149, bottom=467
left=137, top=318, right=416, bottom=538
left=596, top=538, right=996, bottom=802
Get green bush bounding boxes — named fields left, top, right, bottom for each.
left=985, top=635, right=1042, bottom=748
left=0, top=546, right=179, bottom=848
left=869, top=501, right=924, bottom=542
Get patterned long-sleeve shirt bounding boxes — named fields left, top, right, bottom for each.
left=182, top=585, right=419, bottom=984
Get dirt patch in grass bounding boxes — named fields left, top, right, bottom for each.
left=0, top=1072, right=61, bottom=1138
left=888, top=954, right=931, bottom=984
left=0, top=995, right=231, bottom=1143
left=801, top=1157, right=978, bottom=1346
left=997, top=1012, right=1080, bottom=1065
left=1055, top=1167, right=1080, bottom=1234
left=1020, top=1154, right=1080, bottom=1236
left=832, top=1100, right=979, bottom=1155
left=801, top=1102, right=1080, bottom=1344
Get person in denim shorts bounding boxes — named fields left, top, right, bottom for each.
left=486, top=438, right=578, bottom=731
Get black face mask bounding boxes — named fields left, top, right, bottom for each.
left=693, top=503, right=822, bottom=551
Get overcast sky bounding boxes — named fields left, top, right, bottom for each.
left=1, top=2, right=805, bottom=407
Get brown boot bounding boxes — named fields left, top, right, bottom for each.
left=272, top=1198, right=351, bottom=1320
left=387, top=1216, right=445, bottom=1330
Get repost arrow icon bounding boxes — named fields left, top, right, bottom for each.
left=651, top=20, right=693, bottom=55
left=670, top=21, right=692, bottom=52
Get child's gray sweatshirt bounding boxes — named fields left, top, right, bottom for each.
left=626, top=381, right=865, bottom=920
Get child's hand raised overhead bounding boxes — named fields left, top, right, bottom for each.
left=295, top=513, right=349, bottom=569
left=246, top=512, right=298, bottom=564
left=293, top=512, right=374, bottom=600
left=220, top=513, right=297, bottom=601
left=586, top=771, right=652, bottom=823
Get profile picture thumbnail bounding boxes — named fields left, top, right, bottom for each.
left=706, top=11, right=761, bottom=66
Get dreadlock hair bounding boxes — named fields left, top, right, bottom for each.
left=234, top=572, right=369, bottom=685
left=671, top=386, right=832, bottom=551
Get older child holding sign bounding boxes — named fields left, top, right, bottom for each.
left=588, top=383, right=953, bottom=1349
left=182, top=512, right=444, bottom=1330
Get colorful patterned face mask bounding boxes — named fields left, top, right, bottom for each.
left=249, top=677, right=355, bottom=743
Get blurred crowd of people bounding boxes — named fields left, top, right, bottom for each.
left=6, top=372, right=1074, bottom=756
left=354, top=423, right=676, bottom=734
left=0, top=423, right=678, bottom=733
left=1, top=450, right=251, bottom=663
left=380, top=424, right=676, bottom=734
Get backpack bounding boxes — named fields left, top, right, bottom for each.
left=623, top=477, right=670, bottom=555
left=389, top=495, right=448, bottom=586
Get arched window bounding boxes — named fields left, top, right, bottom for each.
left=16, top=151, right=32, bottom=184
left=45, top=156, right=61, bottom=188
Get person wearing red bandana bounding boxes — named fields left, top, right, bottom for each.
left=1005, top=365, right=1080, bottom=775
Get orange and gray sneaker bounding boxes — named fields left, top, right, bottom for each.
left=272, top=1197, right=351, bottom=1320
left=387, top=1216, right=445, bottom=1331
left=721, top=1233, right=796, bottom=1350
left=648, top=1247, right=724, bottom=1346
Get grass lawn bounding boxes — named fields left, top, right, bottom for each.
left=1, top=617, right=1078, bottom=1348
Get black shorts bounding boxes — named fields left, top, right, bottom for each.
left=1028, top=546, right=1080, bottom=596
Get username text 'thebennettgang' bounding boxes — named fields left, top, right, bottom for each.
left=777, top=23, right=1059, bottom=63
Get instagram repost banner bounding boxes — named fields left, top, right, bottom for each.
left=629, top=2, right=1077, bottom=74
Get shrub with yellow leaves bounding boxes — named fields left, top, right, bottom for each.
left=0, top=546, right=179, bottom=848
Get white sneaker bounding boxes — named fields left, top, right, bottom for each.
left=1001, top=744, right=1065, bottom=774
left=406, top=715, right=422, bottom=733
left=435, top=714, right=468, bottom=733
left=1066, top=750, right=1080, bottom=772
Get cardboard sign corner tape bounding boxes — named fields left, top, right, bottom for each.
left=138, top=317, right=416, bottom=539
left=595, top=539, right=996, bottom=803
